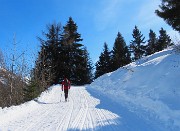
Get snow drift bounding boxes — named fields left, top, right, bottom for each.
left=89, top=46, right=180, bottom=130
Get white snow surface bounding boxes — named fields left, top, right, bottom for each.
left=0, top=47, right=180, bottom=131
left=89, top=47, right=180, bottom=130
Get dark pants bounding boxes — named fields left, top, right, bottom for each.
left=64, top=89, right=69, bottom=100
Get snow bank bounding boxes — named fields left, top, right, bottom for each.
left=0, top=101, right=38, bottom=126
left=0, top=85, right=59, bottom=124
left=89, top=47, right=180, bottom=130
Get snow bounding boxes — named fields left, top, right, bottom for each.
left=89, top=46, right=180, bottom=130
left=0, top=86, right=121, bottom=131
left=0, top=46, right=180, bottom=131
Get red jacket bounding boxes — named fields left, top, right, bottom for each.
left=62, top=78, right=71, bottom=90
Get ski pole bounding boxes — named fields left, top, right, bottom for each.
left=68, top=89, right=70, bottom=102
left=60, top=85, right=62, bottom=102
left=60, top=92, right=62, bottom=102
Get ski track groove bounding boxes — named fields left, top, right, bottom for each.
left=57, top=95, right=74, bottom=131
left=68, top=88, right=95, bottom=130
left=69, top=88, right=89, bottom=130
left=56, top=103, right=70, bottom=130
left=15, top=104, right=54, bottom=131
left=101, top=109, right=119, bottom=131
left=29, top=96, right=59, bottom=130
left=82, top=90, right=94, bottom=131
left=71, top=108, right=83, bottom=129
left=87, top=89, right=120, bottom=131
left=95, top=108, right=117, bottom=130
left=36, top=103, right=63, bottom=130
left=1, top=86, right=121, bottom=131
left=79, top=89, right=89, bottom=130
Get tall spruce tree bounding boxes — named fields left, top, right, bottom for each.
left=76, top=48, right=93, bottom=84
left=146, top=29, right=158, bottom=55
left=155, top=0, right=180, bottom=32
left=34, top=17, right=93, bottom=88
left=95, top=42, right=112, bottom=79
left=60, top=17, right=83, bottom=84
left=156, top=28, right=173, bottom=51
left=36, top=23, right=62, bottom=87
left=60, top=17, right=92, bottom=85
left=130, top=26, right=146, bottom=60
left=61, top=17, right=83, bottom=45
left=112, top=32, right=131, bottom=71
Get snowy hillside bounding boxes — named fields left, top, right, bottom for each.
left=0, top=46, right=180, bottom=131
left=89, top=46, right=180, bottom=130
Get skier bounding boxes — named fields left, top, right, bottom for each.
left=62, top=77, right=71, bottom=102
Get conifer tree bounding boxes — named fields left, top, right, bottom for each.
left=155, top=0, right=180, bottom=32
left=130, top=26, right=146, bottom=60
left=37, top=23, right=62, bottom=87
left=95, top=42, right=112, bottom=79
left=23, top=80, right=38, bottom=101
left=60, top=17, right=83, bottom=84
left=34, top=17, right=93, bottom=87
left=146, top=29, right=158, bottom=55
left=112, top=32, right=131, bottom=71
left=61, top=17, right=83, bottom=46
left=156, top=28, right=173, bottom=51
left=75, top=48, right=93, bottom=84
left=60, top=17, right=92, bottom=85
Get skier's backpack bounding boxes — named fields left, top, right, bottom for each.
left=64, top=79, right=69, bottom=87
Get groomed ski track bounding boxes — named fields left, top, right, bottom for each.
left=0, top=85, right=120, bottom=131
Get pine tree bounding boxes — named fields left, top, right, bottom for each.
left=112, top=32, right=131, bottom=71
left=60, top=17, right=83, bottom=84
left=34, top=17, right=93, bottom=86
left=36, top=23, right=62, bottom=89
left=60, top=17, right=92, bottom=85
left=130, top=26, right=146, bottom=60
left=23, top=80, right=38, bottom=101
left=155, top=0, right=180, bottom=32
left=156, top=28, right=173, bottom=51
left=34, top=46, right=50, bottom=91
left=95, top=42, right=112, bottom=79
left=75, top=48, right=93, bottom=84
left=61, top=17, right=83, bottom=46
left=146, top=29, right=158, bottom=55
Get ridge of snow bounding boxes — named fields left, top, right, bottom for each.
left=89, top=47, right=180, bottom=130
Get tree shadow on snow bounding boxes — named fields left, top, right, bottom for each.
left=34, top=99, right=59, bottom=104
left=85, top=87, right=160, bottom=131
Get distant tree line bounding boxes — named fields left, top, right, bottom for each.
left=95, top=0, right=180, bottom=79
left=95, top=26, right=173, bottom=79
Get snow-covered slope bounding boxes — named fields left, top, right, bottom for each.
left=89, top=46, right=180, bottom=130
left=0, top=47, right=179, bottom=131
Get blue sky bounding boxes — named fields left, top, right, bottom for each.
left=0, top=0, right=179, bottom=68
